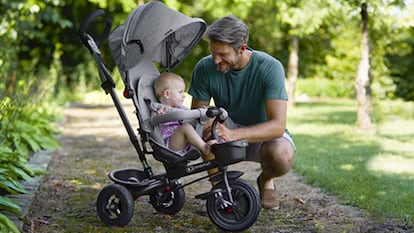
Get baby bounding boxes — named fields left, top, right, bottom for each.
left=153, top=72, right=215, bottom=155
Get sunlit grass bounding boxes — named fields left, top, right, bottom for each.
left=369, top=119, right=414, bottom=179
left=288, top=98, right=414, bottom=222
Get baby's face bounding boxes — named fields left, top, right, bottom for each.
left=167, top=79, right=185, bottom=107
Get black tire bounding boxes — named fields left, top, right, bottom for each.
left=206, top=179, right=261, bottom=232
left=149, top=185, right=185, bottom=215
left=96, top=184, right=134, bottom=226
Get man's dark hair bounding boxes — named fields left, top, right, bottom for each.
left=206, top=15, right=249, bottom=51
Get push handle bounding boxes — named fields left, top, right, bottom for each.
left=206, top=107, right=228, bottom=122
left=207, top=107, right=228, bottom=141
left=79, top=9, right=112, bottom=48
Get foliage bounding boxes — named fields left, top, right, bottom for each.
left=0, top=70, right=60, bottom=231
left=4, top=0, right=413, bottom=100
left=0, top=106, right=59, bottom=231
left=0, top=94, right=60, bottom=231
left=0, top=212, right=20, bottom=233
left=374, top=98, right=414, bottom=123
left=0, top=0, right=71, bottom=80
left=295, top=78, right=355, bottom=98
left=385, top=27, right=414, bottom=100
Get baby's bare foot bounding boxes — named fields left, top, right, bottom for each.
left=203, top=140, right=217, bottom=155
left=207, top=139, right=217, bottom=146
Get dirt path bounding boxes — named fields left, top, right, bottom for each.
left=24, top=104, right=411, bottom=233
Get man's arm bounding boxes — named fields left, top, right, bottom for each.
left=216, top=99, right=287, bottom=143
left=191, top=97, right=215, bottom=140
left=191, top=98, right=210, bottom=109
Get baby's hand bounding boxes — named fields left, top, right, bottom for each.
left=156, top=106, right=167, bottom=115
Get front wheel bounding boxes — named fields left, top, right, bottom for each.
left=96, top=184, right=134, bottom=226
left=206, top=179, right=261, bottom=232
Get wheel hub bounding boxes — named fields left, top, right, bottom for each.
left=106, top=195, right=121, bottom=217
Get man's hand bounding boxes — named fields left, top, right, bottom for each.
left=203, top=120, right=235, bottom=142
left=215, top=123, right=236, bottom=142
left=202, top=118, right=214, bottom=140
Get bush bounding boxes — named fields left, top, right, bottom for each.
left=0, top=79, right=60, bottom=232
left=295, top=78, right=355, bottom=98
left=373, top=98, right=414, bottom=123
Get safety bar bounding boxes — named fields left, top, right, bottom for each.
left=149, top=107, right=227, bottom=126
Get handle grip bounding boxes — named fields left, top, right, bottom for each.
left=206, top=107, right=228, bottom=122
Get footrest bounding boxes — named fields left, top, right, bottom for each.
left=151, top=139, right=201, bottom=164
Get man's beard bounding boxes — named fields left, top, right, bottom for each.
left=217, top=55, right=240, bottom=74
left=219, top=66, right=230, bottom=74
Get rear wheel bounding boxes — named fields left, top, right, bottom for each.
left=149, top=184, right=185, bottom=215
left=96, top=184, right=134, bottom=226
left=206, top=179, right=261, bottom=232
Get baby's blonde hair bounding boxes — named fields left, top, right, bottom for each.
left=154, top=72, right=184, bottom=99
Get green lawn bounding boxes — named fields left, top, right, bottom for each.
left=288, top=99, right=414, bottom=222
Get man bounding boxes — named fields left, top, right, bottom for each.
left=188, top=15, right=296, bottom=209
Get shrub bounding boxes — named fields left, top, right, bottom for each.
left=295, top=78, right=355, bottom=98
left=0, top=79, right=60, bottom=232
left=373, top=98, right=414, bottom=123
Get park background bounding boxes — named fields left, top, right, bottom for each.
left=1, top=0, right=413, bottom=231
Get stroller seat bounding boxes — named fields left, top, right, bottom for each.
left=106, top=1, right=208, bottom=165
left=120, top=58, right=206, bottom=165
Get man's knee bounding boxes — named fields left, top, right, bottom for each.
left=260, top=139, right=295, bottom=177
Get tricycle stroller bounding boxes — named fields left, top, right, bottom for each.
left=78, top=1, right=261, bottom=231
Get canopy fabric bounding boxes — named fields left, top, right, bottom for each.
left=109, top=1, right=206, bottom=76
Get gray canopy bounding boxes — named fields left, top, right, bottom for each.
left=109, top=1, right=207, bottom=78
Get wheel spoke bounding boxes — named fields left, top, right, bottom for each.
left=232, top=188, right=243, bottom=201
left=231, top=189, right=247, bottom=220
left=231, top=205, right=246, bottom=221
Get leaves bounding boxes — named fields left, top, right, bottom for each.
left=0, top=213, right=20, bottom=233
left=0, top=176, right=26, bottom=195
left=0, top=80, right=60, bottom=231
left=0, top=197, right=22, bottom=216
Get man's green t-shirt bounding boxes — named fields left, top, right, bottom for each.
left=188, top=49, right=287, bottom=126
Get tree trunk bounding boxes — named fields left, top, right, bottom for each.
left=287, top=35, right=299, bottom=108
left=356, top=3, right=372, bottom=130
left=7, top=71, right=17, bottom=96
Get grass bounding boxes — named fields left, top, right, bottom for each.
left=288, top=98, right=414, bottom=223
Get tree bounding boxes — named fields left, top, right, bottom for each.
left=262, top=0, right=340, bottom=107
left=348, top=0, right=410, bottom=129
left=356, top=3, right=373, bottom=130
